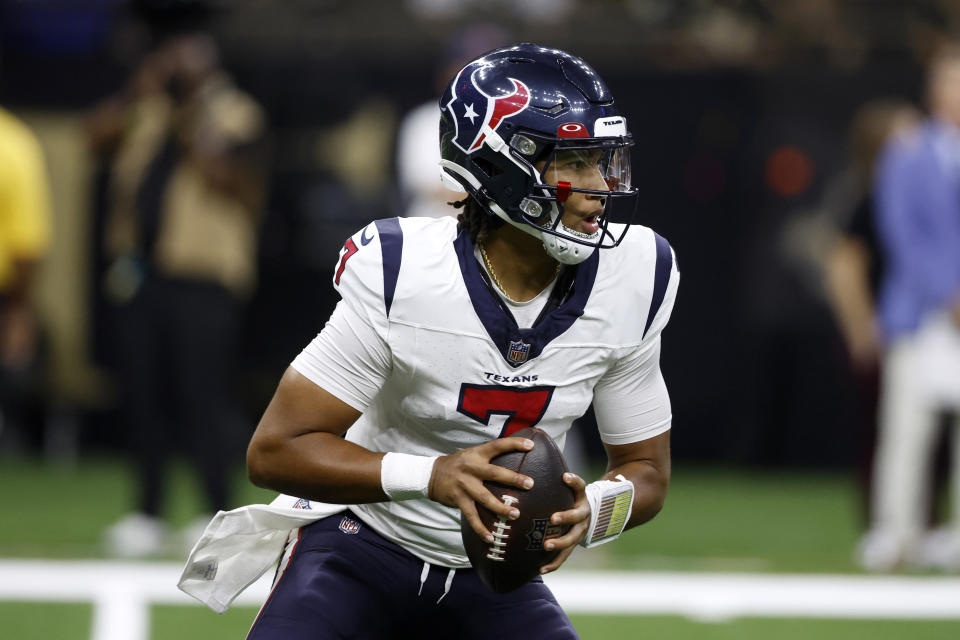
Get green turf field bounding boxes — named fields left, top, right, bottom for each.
left=4, top=603, right=959, bottom=640
left=2, top=457, right=958, bottom=639
left=0, top=457, right=867, bottom=573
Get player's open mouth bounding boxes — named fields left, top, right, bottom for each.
left=580, top=216, right=600, bottom=235
left=561, top=217, right=601, bottom=239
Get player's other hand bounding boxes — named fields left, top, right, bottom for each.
left=540, top=472, right=589, bottom=574
left=429, top=437, right=536, bottom=544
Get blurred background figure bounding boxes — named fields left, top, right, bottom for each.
left=0, top=103, right=53, bottom=454
left=394, top=23, right=509, bottom=219
left=858, top=44, right=960, bottom=572
left=87, top=28, right=267, bottom=558
left=822, top=98, right=922, bottom=526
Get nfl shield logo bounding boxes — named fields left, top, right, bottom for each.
left=527, top=518, right=563, bottom=550
left=507, top=339, right=530, bottom=365
left=339, top=517, right=361, bottom=535
left=526, top=519, right=548, bottom=550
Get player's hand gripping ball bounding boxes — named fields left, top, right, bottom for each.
left=460, top=427, right=575, bottom=593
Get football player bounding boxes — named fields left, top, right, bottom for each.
left=180, top=43, right=679, bottom=639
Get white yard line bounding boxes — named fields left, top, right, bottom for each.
left=0, top=559, right=959, bottom=640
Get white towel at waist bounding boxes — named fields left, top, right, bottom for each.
left=177, top=494, right=345, bottom=613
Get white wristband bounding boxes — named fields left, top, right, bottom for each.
left=580, top=474, right=635, bottom=548
left=380, top=452, right=438, bottom=501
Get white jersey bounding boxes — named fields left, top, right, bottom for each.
left=292, top=216, right=679, bottom=567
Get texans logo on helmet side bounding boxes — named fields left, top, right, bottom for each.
left=444, top=61, right=531, bottom=154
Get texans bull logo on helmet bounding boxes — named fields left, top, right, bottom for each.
left=444, top=62, right=531, bottom=154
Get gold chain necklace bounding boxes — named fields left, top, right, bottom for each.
left=480, top=242, right=561, bottom=301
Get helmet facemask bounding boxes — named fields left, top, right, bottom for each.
left=478, top=131, right=636, bottom=264
left=440, top=130, right=639, bottom=264
left=516, top=134, right=637, bottom=263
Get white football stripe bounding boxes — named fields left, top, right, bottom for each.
left=1, top=560, right=959, bottom=640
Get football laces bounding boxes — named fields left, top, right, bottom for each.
left=486, top=495, right=519, bottom=562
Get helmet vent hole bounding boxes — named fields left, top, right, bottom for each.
left=508, top=57, right=535, bottom=64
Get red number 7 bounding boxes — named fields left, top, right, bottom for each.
left=335, top=238, right=359, bottom=285
left=457, top=384, right=555, bottom=438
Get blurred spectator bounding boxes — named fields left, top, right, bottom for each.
left=395, top=24, right=509, bottom=219
left=88, top=32, right=267, bottom=557
left=0, top=106, right=53, bottom=451
left=405, top=0, right=574, bottom=22
left=822, top=99, right=920, bottom=526
left=858, top=44, right=960, bottom=572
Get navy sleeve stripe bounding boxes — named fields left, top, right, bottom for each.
left=643, top=232, right=672, bottom=338
left=375, top=218, right=403, bottom=317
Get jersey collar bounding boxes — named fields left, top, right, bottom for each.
left=454, top=229, right=599, bottom=368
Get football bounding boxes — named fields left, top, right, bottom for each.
left=460, top=427, right=576, bottom=593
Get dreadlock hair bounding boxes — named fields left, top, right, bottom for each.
left=451, top=196, right=504, bottom=245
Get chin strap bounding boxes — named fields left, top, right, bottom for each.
left=580, top=474, right=635, bottom=548
left=538, top=202, right=600, bottom=265
left=542, top=232, right=596, bottom=265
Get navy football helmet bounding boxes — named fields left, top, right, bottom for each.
left=439, top=43, right=638, bottom=264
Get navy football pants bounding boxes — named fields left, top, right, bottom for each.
left=246, top=511, right=579, bottom=640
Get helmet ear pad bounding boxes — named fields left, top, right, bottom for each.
left=460, top=139, right=600, bottom=265
left=465, top=143, right=535, bottom=223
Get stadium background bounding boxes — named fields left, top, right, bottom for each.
left=1, top=1, right=958, bottom=638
